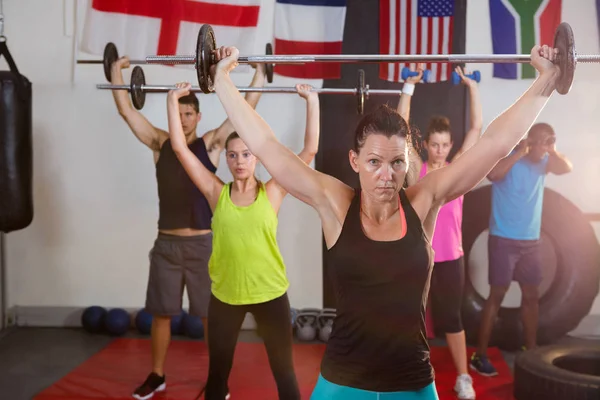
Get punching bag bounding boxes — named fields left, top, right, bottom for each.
left=0, top=39, right=33, bottom=233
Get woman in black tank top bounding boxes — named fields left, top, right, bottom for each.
left=209, top=45, right=561, bottom=398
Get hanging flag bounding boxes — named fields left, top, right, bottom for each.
left=80, top=0, right=261, bottom=72
left=597, top=0, right=600, bottom=46
left=489, top=0, right=562, bottom=80
left=379, top=0, right=460, bottom=84
left=273, top=0, right=347, bottom=79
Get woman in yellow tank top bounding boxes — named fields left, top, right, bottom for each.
left=166, top=81, right=320, bottom=400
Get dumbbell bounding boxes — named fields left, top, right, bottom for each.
left=317, top=308, right=336, bottom=342
left=451, top=70, right=481, bottom=85
left=294, top=308, right=321, bottom=341
left=401, top=67, right=432, bottom=83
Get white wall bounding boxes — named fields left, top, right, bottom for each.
left=3, top=0, right=323, bottom=311
left=2, top=1, right=600, bottom=325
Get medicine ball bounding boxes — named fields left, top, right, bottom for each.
left=171, top=310, right=186, bottom=335
left=183, top=313, right=204, bottom=339
left=135, top=308, right=153, bottom=335
left=81, top=306, right=107, bottom=333
left=104, top=308, right=131, bottom=336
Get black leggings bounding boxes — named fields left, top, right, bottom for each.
left=430, top=257, right=465, bottom=334
left=204, top=293, right=300, bottom=400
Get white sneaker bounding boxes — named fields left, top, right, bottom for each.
left=454, top=374, right=476, bottom=399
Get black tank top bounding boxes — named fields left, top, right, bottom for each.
left=321, top=188, right=435, bottom=392
left=156, top=138, right=217, bottom=230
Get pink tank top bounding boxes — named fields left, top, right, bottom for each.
left=419, top=163, right=464, bottom=262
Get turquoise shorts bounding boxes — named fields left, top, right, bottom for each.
left=310, top=374, right=439, bottom=400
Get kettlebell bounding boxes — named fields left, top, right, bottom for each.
left=318, top=308, right=336, bottom=342
left=295, top=308, right=321, bottom=341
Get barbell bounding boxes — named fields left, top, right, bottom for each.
left=77, top=41, right=274, bottom=84
left=96, top=66, right=418, bottom=114
left=138, top=22, right=597, bottom=95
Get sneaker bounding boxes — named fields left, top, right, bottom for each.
left=454, top=374, right=476, bottom=399
left=132, top=372, right=166, bottom=400
left=469, top=353, right=498, bottom=377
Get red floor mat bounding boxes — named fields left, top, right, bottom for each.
left=34, top=339, right=513, bottom=399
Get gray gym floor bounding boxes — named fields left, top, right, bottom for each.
left=0, top=327, right=596, bottom=400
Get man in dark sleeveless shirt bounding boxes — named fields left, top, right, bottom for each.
left=109, top=56, right=266, bottom=400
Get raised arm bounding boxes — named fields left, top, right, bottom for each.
left=487, top=141, right=528, bottom=181
left=203, top=63, right=267, bottom=154
left=167, top=83, right=224, bottom=210
left=396, top=63, right=425, bottom=123
left=265, top=84, right=322, bottom=209
left=396, top=64, right=425, bottom=186
left=546, top=145, right=573, bottom=175
left=110, top=57, right=168, bottom=152
left=451, top=66, right=483, bottom=160
left=413, top=45, right=560, bottom=209
left=211, top=47, right=353, bottom=246
left=211, top=47, right=350, bottom=207
left=295, top=84, right=320, bottom=164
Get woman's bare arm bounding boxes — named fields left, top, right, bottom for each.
left=396, top=64, right=426, bottom=186
left=212, top=48, right=350, bottom=208
left=396, top=63, right=424, bottom=123
left=451, top=66, right=483, bottom=161
left=266, top=84, right=321, bottom=211
left=203, top=64, right=267, bottom=153
left=211, top=47, right=353, bottom=247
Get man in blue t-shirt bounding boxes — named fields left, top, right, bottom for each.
left=470, top=123, right=572, bottom=376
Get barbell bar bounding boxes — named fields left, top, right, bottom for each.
left=142, top=22, right=597, bottom=95
left=97, top=66, right=393, bottom=114
left=77, top=41, right=274, bottom=83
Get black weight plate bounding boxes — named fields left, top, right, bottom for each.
left=103, top=42, right=119, bottom=82
left=553, top=22, right=575, bottom=95
left=130, top=66, right=146, bottom=110
left=197, top=24, right=216, bottom=93
left=265, top=43, right=274, bottom=83
left=357, top=69, right=365, bottom=115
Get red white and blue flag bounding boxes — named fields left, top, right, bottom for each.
left=80, top=0, right=261, bottom=70
left=597, top=0, right=600, bottom=45
left=273, top=0, right=347, bottom=79
left=379, top=0, right=457, bottom=83
left=489, top=0, right=562, bottom=79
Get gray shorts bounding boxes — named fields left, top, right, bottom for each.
left=488, top=234, right=543, bottom=287
left=145, top=232, right=212, bottom=318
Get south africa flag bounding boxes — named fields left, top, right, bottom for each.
left=490, top=0, right=562, bottom=80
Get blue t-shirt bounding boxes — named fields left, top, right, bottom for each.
left=489, top=153, right=548, bottom=240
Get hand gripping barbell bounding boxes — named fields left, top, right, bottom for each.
left=96, top=66, right=414, bottom=114
left=78, top=41, right=275, bottom=84
left=138, top=22, right=597, bottom=95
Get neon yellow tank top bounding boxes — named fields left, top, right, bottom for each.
left=209, top=182, right=289, bottom=305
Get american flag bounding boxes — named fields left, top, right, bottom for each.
left=379, top=0, right=455, bottom=83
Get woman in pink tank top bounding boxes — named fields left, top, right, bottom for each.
left=398, top=65, right=482, bottom=400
